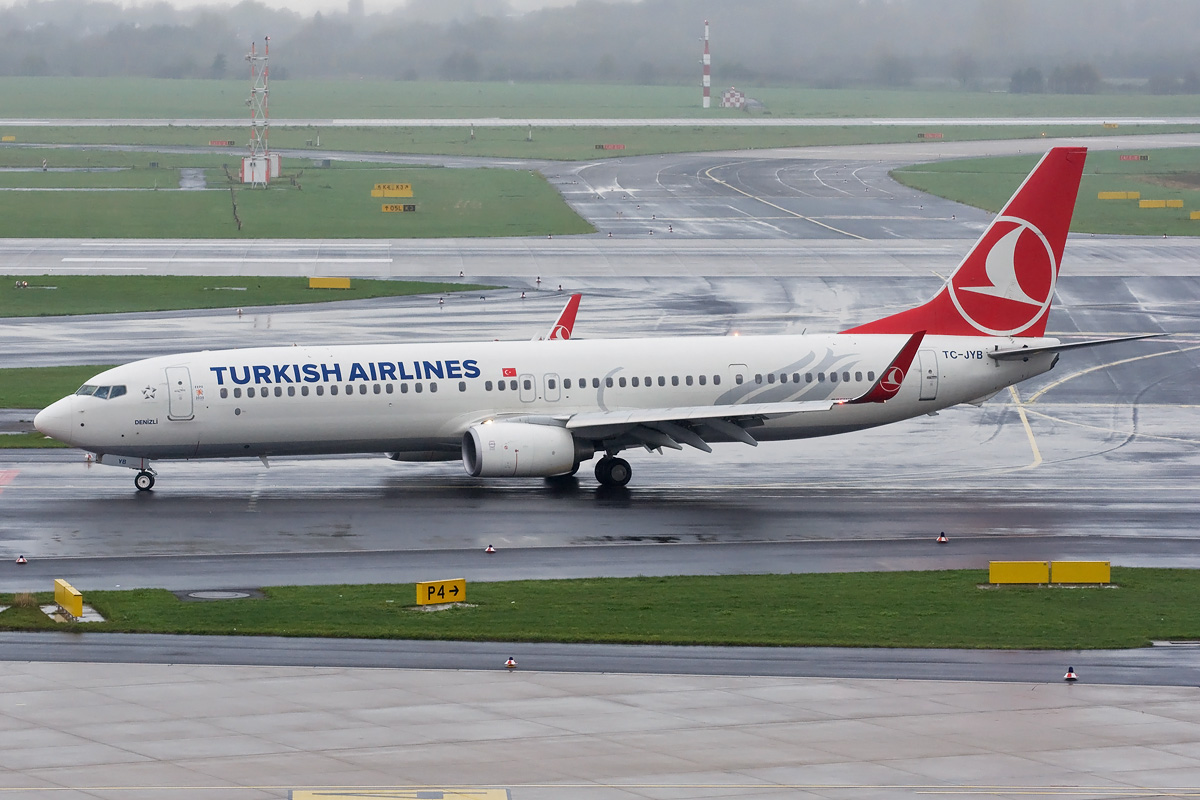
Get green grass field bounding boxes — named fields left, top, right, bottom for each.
left=0, top=365, right=117, bottom=408
left=2, top=568, right=1197, bottom=649
left=0, top=275, right=491, bottom=317
left=893, top=147, right=1200, bottom=235
left=3, top=78, right=1200, bottom=119
left=0, top=162, right=593, bottom=238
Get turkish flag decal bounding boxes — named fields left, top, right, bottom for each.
left=502, top=367, right=517, bottom=377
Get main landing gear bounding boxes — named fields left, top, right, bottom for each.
left=134, top=470, right=155, bottom=492
left=594, top=456, right=632, bottom=487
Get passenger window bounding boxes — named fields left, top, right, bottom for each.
left=563, top=379, right=571, bottom=389
left=358, top=384, right=366, bottom=395
left=644, top=377, right=651, bottom=387
left=110, top=385, right=126, bottom=399
left=415, top=383, right=423, bottom=393
left=220, top=388, right=228, bottom=399
left=316, top=385, right=324, bottom=396
left=606, top=377, right=614, bottom=388
left=868, top=371, right=875, bottom=381
left=619, top=377, right=627, bottom=387
left=658, top=376, right=665, bottom=387
left=699, top=375, right=707, bottom=386
left=830, top=373, right=838, bottom=383
left=248, top=387, right=256, bottom=398
left=400, top=383, right=409, bottom=394
left=548, top=378, right=557, bottom=390
left=686, top=376, right=693, bottom=386
left=793, top=373, right=801, bottom=383
left=713, top=375, right=720, bottom=386
left=779, top=374, right=787, bottom=384
left=806, top=373, right=813, bottom=383
left=275, top=386, right=283, bottom=397
left=523, top=379, right=532, bottom=391
left=817, top=373, right=825, bottom=383
left=510, top=380, right=517, bottom=391
left=767, top=374, right=775, bottom=384
left=430, top=383, right=437, bottom=393
left=302, top=386, right=310, bottom=396
left=485, top=380, right=493, bottom=391
left=234, top=388, right=242, bottom=398
left=672, top=376, right=679, bottom=386
left=330, top=386, right=337, bottom=396
left=288, top=386, right=296, bottom=397
left=855, top=372, right=862, bottom=382
left=385, top=384, right=393, bottom=394
left=592, top=378, right=600, bottom=388
left=735, top=374, right=743, bottom=385
left=495, top=380, right=504, bottom=391
left=373, top=384, right=381, bottom=394
left=755, top=374, right=762, bottom=384
left=458, top=381, right=466, bottom=392
left=843, top=372, right=850, bottom=382
left=631, top=377, right=639, bottom=388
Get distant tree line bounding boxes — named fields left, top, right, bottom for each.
left=1, top=0, right=1199, bottom=93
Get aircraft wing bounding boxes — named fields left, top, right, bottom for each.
left=560, top=330, right=925, bottom=452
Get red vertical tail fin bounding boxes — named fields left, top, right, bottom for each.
left=843, top=147, right=1087, bottom=338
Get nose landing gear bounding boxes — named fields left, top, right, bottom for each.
left=594, top=456, right=632, bottom=487
left=134, top=471, right=155, bottom=491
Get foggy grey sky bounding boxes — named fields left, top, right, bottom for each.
left=54, top=0, right=600, bottom=17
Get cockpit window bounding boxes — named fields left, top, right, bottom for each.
left=74, top=384, right=127, bottom=400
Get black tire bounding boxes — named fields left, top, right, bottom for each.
left=607, top=458, right=632, bottom=487
left=135, top=471, right=154, bottom=492
left=594, top=457, right=613, bottom=485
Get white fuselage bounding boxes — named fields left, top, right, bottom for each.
left=38, top=332, right=1057, bottom=462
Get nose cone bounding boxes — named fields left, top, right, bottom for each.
left=34, top=396, right=75, bottom=445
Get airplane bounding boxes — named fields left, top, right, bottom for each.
left=34, top=146, right=1158, bottom=492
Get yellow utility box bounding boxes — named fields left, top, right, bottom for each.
left=1051, top=561, right=1111, bottom=584
left=54, top=579, right=83, bottom=619
left=416, top=578, right=467, bottom=605
left=989, top=561, right=1050, bottom=584
left=309, top=277, right=351, bottom=290
left=1140, top=200, right=1167, bottom=209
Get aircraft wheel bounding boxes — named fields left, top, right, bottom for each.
left=595, top=457, right=631, bottom=487
left=135, top=471, right=154, bottom=492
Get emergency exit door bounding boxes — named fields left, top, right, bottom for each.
left=165, top=366, right=194, bottom=420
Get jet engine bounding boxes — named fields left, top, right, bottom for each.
left=462, top=422, right=592, bottom=477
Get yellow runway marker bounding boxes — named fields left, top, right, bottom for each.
left=1007, top=386, right=1043, bottom=470
left=703, top=162, right=867, bottom=240
left=1026, top=344, right=1200, bottom=405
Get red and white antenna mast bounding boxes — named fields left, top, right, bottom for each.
left=701, top=20, right=711, bottom=109
left=247, top=37, right=270, bottom=160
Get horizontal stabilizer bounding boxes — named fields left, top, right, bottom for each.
left=988, top=333, right=1164, bottom=361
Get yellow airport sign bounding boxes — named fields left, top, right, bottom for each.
left=383, top=204, right=417, bottom=213
left=416, top=578, right=466, bottom=605
left=1, top=135, right=14, bottom=142
left=1051, top=561, right=1111, bottom=584
left=1097, top=191, right=1131, bottom=200
left=309, top=277, right=351, bottom=289
left=1140, top=199, right=1167, bottom=209
left=989, top=561, right=1049, bottom=584
left=54, top=578, right=83, bottom=618
left=1191, top=211, right=1200, bottom=220
left=1167, top=199, right=1184, bottom=208
left=290, top=790, right=509, bottom=800
left=371, top=182, right=414, bottom=198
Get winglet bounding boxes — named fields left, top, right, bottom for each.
left=847, top=331, right=926, bottom=404
left=540, top=293, right=582, bottom=341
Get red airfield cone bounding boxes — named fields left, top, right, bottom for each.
left=504, top=657, right=517, bottom=670
left=1064, top=666, right=1078, bottom=681
left=485, top=544, right=496, bottom=553
left=936, top=532, right=948, bottom=544
left=15, top=555, right=27, bottom=565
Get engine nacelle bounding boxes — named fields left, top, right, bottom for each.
left=462, top=422, right=590, bottom=477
